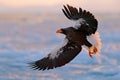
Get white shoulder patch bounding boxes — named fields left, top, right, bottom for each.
left=74, top=18, right=88, bottom=29
left=47, top=38, right=68, bottom=59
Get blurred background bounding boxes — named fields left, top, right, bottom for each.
left=0, top=0, right=120, bottom=80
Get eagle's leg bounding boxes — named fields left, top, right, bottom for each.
left=84, top=38, right=98, bottom=58
left=89, top=46, right=97, bottom=58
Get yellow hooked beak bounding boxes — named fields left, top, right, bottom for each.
left=56, top=29, right=63, bottom=33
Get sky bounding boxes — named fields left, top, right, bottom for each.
left=0, top=0, right=119, bottom=13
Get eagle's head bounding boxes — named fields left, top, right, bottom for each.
left=56, top=27, right=76, bottom=35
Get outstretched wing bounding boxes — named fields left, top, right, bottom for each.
left=29, top=38, right=81, bottom=70
left=62, top=4, right=98, bottom=36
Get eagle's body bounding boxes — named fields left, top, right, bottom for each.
left=29, top=5, right=102, bottom=70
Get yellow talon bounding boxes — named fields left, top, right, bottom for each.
left=89, top=46, right=97, bottom=58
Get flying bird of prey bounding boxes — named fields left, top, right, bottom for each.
left=29, top=4, right=102, bottom=70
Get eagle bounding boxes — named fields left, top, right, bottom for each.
left=29, top=4, right=102, bottom=70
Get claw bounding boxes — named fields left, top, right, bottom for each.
left=89, top=53, right=93, bottom=58
left=89, top=46, right=97, bottom=58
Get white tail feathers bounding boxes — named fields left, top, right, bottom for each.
left=82, top=32, right=102, bottom=56
left=92, top=32, right=102, bottom=56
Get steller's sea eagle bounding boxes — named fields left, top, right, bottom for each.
left=29, top=4, right=102, bottom=70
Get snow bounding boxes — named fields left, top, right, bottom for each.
left=0, top=13, right=119, bottom=80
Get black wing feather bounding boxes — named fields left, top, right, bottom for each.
left=62, top=9, right=71, bottom=19
left=63, top=5, right=72, bottom=19
left=29, top=41, right=81, bottom=71
left=62, top=4, right=98, bottom=35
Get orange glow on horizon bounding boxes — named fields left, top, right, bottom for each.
left=0, top=0, right=119, bottom=13
left=0, top=0, right=58, bottom=7
left=0, top=0, right=83, bottom=8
